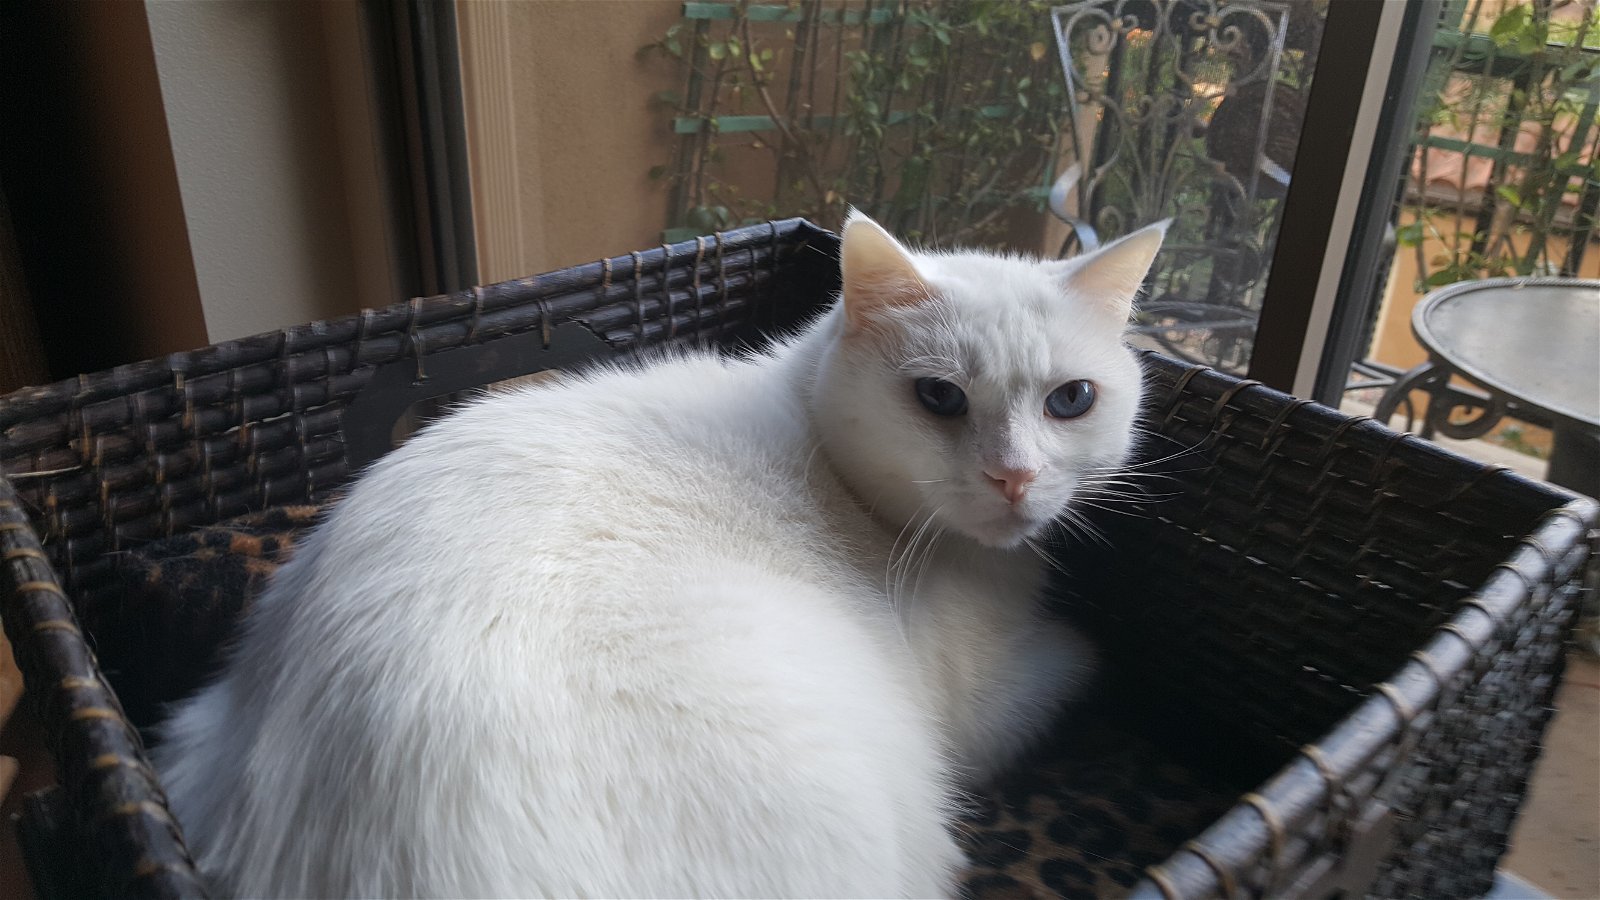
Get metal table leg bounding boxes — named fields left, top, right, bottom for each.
left=1547, top=425, right=1600, bottom=500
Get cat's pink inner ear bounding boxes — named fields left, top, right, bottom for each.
left=840, top=212, right=932, bottom=330
left=1058, top=220, right=1169, bottom=322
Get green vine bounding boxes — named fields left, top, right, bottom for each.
left=1397, top=0, right=1599, bottom=289
left=643, top=0, right=1067, bottom=246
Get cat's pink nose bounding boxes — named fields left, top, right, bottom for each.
left=985, top=467, right=1035, bottom=504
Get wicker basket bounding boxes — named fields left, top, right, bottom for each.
left=1, top=219, right=1594, bottom=899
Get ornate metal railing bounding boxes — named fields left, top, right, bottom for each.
left=1048, top=0, right=1326, bottom=374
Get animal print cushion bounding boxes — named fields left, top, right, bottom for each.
left=955, top=721, right=1236, bottom=898
left=88, top=506, right=1235, bottom=898
left=80, top=506, right=321, bottom=729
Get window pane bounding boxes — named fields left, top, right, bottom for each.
left=645, top=0, right=1329, bottom=373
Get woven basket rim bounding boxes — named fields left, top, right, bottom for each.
left=1, top=218, right=1591, bottom=899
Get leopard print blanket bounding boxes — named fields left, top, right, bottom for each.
left=83, top=508, right=1235, bottom=899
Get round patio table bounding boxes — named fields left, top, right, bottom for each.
left=1374, top=277, right=1599, bottom=498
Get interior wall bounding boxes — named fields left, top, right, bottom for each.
left=457, top=1, right=1065, bottom=286
left=459, top=0, right=681, bottom=283
left=0, top=190, right=48, bottom=394
left=0, top=0, right=208, bottom=377
left=69, top=2, right=210, bottom=359
left=1, top=2, right=418, bottom=380
left=144, top=0, right=372, bottom=342
left=319, top=2, right=417, bottom=320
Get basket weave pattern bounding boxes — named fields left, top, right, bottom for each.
left=1091, top=359, right=1594, bottom=899
left=2, top=219, right=1594, bottom=899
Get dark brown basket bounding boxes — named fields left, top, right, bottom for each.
left=1, top=219, right=1593, bottom=899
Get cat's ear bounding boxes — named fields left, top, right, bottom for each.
left=840, top=209, right=932, bottom=331
left=1052, top=219, right=1169, bottom=322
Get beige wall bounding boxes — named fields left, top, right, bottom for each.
left=320, top=3, right=414, bottom=321
left=145, top=0, right=382, bottom=342
left=457, top=1, right=1076, bottom=284
left=1370, top=211, right=1600, bottom=372
left=61, top=1, right=210, bottom=360
left=460, top=1, right=682, bottom=284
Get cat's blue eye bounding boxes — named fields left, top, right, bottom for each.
left=914, top=377, right=967, bottom=416
left=1045, top=380, right=1096, bottom=419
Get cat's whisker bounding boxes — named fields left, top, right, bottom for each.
left=1071, top=501, right=1149, bottom=520
left=1129, top=427, right=1198, bottom=454
left=801, top=442, right=825, bottom=476
left=1075, top=479, right=1179, bottom=507
left=1129, top=424, right=1188, bottom=440
left=1103, top=436, right=1211, bottom=471
left=1039, top=520, right=1089, bottom=555
left=1107, top=461, right=1203, bottom=477
left=1076, top=494, right=1155, bottom=506
left=1082, top=522, right=1113, bottom=547
left=886, top=500, right=932, bottom=602
left=1056, top=515, right=1107, bottom=544
left=1055, top=508, right=1112, bottom=548
left=1077, top=481, right=1162, bottom=496
left=1081, top=465, right=1201, bottom=487
left=1080, top=490, right=1148, bottom=504
left=1080, top=465, right=1166, bottom=483
left=1071, top=480, right=1169, bottom=519
left=888, top=503, right=933, bottom=595
left=1078, top=487, right=1150, bottom=500
left=1078, top=480, right=1175, bottom=497
left=900, top=507, right=942, bottom=602
left=1115, top=444, right=1209, bottom=472
left=909, top=478, right=949, bottom=485
left=1076, top=481, right=1158, bottom=497
left=908, top=511, right=949, bottom=619
left=891, top=505, right=944, bottom=638
left=1022, top=536, right=1074, bottom=579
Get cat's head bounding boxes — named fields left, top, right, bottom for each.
left=810, top=211, right=1164, bottom=549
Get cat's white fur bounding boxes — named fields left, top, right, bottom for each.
left=153, top=213, right=1166, bottom=898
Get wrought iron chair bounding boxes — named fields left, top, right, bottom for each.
left=1049, top=0, right=1323, bottom=373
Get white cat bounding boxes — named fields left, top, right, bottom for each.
left=153, top=212, right=1166, bottom=898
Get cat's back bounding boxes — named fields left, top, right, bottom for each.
left=156, top=349, right=954, bottom=898
left=268, top=347, right=856, bottom=705
left=363, top=349, right=823, bottom=555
